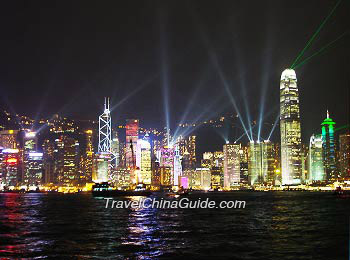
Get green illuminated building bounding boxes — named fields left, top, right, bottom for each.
left=321, top=111, right=337, bottom=181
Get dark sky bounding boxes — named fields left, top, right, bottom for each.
left=0, top=0, right=349, bottom=143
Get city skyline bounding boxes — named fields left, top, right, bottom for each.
left=1, top=2, right=350, bottom=259
left=0, top=0, right=348, bottom=143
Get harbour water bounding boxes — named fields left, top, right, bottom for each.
left=0, top=192, right=348, bottom=259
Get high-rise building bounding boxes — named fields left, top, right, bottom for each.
left=125, top=119, right=139, bottom=168
left=213, top=151, right=224, bottom=168
left=308, top=134, right=325, bottom=182
left=42, top=139, right=55, bottom=183
left=201, top=152, right=213, bottom=169
left=111, top=130, right=119, bottom=168
left=0, top=130, right=18, bottom=149
left=188, top=135, right=196, bottom=167
left=280, top=69, right=302, bottom=185
left=248, top=141, right=262, bottom=185
left=59, top=136, right=79, bottom=185
left=136, top=138, right=152, bottom=184
left=321, top=111, right=337, bottom=181
left=223, top=143, right=240, bottom=188
left=160, top=166, right=172, bottom=187
left=23, top=152, right=43, bottom=187
left=248, top=141, right=276, bottom=186
left=239, top=145, right=249, bottom=184
left=84, top=130, right=94, bottom=182
left=1, top=148, right=20, bottom=187
left=173, top=144, right=182, bottom=186
left=22, top=131, right=42, bottom=187
left=93, top=153, right=111, bottom=183
left=339, top=133, right=350, bottom=178
left=211, top=166, right=223, bottom=189
left=95, top=98, right=112, bottom=183
left=98, top=98, right=112, bottom=153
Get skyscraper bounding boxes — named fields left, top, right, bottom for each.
left=248, top=141, right=279, bottom=186
left=1, top=148, right=20, bottom=187
left=321, top=111, right=337, bottom=181
left=280, top=69, right=302, bottom=185
left=125, top=119, right=139, bottom=168
left=23, top=131, right=42, bottom=187
left=308, top=134, right=325, bottom=182
left=248, top=141, right=262, bottom=185
left=136, top=138, right=152, bottom=184
left=223, top=143, right=240, bottom=188
left=84, top=130, right=94, bottom=182
left=339, top=133, right=350, bottom=178
left=59, top=136, right=79, bottom=185
left=0, top=130, right=18, bottom=149
left=94, top=98, right=112, bottom=183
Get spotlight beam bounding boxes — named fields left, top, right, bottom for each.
left=267, top=112, right=281, bottom=140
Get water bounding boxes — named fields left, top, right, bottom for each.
left=0, top=192, right=348, bottom=259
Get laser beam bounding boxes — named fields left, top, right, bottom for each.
left=294, top=31, right=349, bottom=69
left=291, top=0, right=342, bottom=69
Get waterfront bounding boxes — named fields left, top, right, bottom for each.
left=0, top=192, right=348, bottom=259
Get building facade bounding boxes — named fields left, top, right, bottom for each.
left=280, top=69, right=302, bottom=185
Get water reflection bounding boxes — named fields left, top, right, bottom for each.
left=0, top=192, right=348, bottom=259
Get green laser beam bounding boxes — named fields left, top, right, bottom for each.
left=294, top=31, right=349, bottom=69
left=335, top=124, right=350, bottom=132
left=291, top=0, right=342, bottom=69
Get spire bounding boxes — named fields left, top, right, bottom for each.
left=327, top=109, right=330, bottom=119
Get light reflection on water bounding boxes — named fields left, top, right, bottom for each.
left=0, top=192, right=349, bottom=259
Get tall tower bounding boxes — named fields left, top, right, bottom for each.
left=94, top=98, right=112, bottom=183
left=280, top=69, right=302, bottom=185
left=98, top=97, right=112, bottom=153
left=223, top=143, right=240, bottom=188
left=125, top=119, right=139, bottom=168
left=321, top=111, right=337, bottom=181
left=308, top=134, right=325, bottom=182
left=339, top=133, right=350, bottom=178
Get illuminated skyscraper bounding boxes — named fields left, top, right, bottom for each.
left=339, top=133, right=350, bottom=178
left=23, top=131, right=43, bottom=187
left=125, top=119, right=139, bottom=168
left=201, top=152, right=213, bottom=169
left=308, top=134, right=325, bottom=182
left=280, top=69, right=302, bottom=185
left=173, top=143, right=182, bottom=186
left=223, top=143, right=240, bottom=188
left=84, top=130, right=94, bottom=182
left=136, top=138, right=152, bottom=184
left=111, top=130, right=120, bottom=168
left=321, top=111, right=337, bottom=181
left=98, top=98, right=112, bottom=153
left=59, top=136, right=79, bottom=185
left=23, top=152, right=43, bottom=187
left=188, top=135, right=196, bottom=167
left=239, top=145, right=249, bottom=184
left=248, top=141, right=262, bottom=185
left=0, top=130, right=18, bottom=149
left=23, top=131, right=37, bottom=151
left=95, top=98, right=112, bottom=183
left=248, top=141, right=276, bottom=186
left=42, top=139, right=55, bottom=183
left=1, top=148, right=20, bottom=187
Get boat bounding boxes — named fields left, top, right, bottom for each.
left=92, top=182, right=152, bottom=197
left=334, top=186, right=350, bottom=198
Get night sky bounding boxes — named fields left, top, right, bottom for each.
left=0, top=0, right=349, bottom=143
